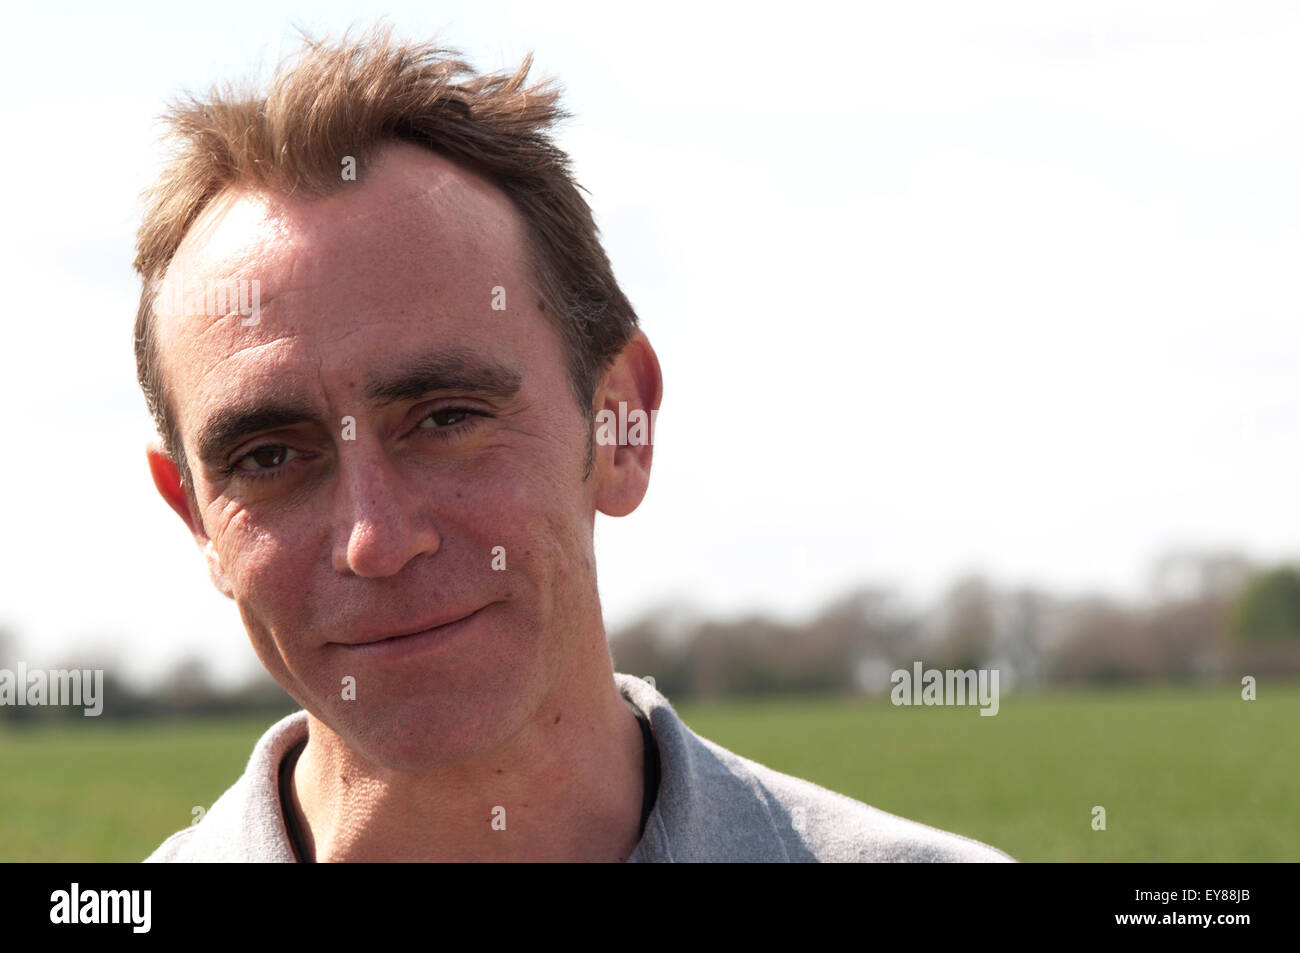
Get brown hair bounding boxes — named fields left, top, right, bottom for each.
left=133, top=24, right=638, bottom=490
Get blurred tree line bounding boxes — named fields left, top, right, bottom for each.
left=0, top=638, right=296, bottom=725
left=3, top=549, right=1300, bottom=719
left=610, top=550, right=1300, bottom=700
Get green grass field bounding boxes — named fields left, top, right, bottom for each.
left=1, top=683, right=1295, bottom=861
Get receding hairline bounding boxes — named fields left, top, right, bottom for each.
left=165, top=140, right=531, bottom=282
left=150, top=137, right=554, bottom=367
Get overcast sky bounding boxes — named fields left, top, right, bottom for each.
left=3, top=0, right=1298, bottom=687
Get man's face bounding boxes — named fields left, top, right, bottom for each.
left=153, top=143, right=600, bottom=770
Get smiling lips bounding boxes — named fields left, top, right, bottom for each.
left=332, top=605, right=490, bottom=658
left=354, top=610, right=479, bottom=645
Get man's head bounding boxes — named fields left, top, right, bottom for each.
left=134, top=28, right=662, bottom=771
left=135, top=26, right=640, bottom=493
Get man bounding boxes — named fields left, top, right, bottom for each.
left=136, top=26, right=1013, bottom=863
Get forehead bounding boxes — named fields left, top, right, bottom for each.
left=154, top=141, right=542, bottom=421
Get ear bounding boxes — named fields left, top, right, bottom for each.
left=592, top=331, right=663, bottom=518
left=147, top=442, right=199, bottom=532
left=146, top=442, right=234, bottom=599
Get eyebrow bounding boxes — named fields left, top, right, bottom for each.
left=363, top=348, right=524, bottom=404
left=196, top=403, right=318, bottom=469
left=193, top=349, right=525, bottom=468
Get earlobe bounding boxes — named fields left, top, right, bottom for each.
left=202, top=540, right=235, bottom=599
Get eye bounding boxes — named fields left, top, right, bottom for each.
left=412, top=406, right=488, bottom=445
left=234, top=445, right=300, bottom=472
left=418, top=408, right=475, bottom=430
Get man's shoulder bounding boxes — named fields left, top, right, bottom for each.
left=710, top=736, right=1015, bottom=862
left=143, top=709, right=307, bottom=863
left=614, top=674, right=1014, bottom=863
left=144, top=824, right=199, bottom=863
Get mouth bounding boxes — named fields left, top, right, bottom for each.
left=331, top=605, right=492, bottom=659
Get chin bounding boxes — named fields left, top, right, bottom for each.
left=350, top=698, right=529, bottom=771
left=309, top=658, right=546, bottom=772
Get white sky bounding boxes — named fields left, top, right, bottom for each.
left=2, top=0, right=1298, bottom=687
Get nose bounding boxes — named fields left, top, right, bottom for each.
left=332, top=444, right=441, bottom=578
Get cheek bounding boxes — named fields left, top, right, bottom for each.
left=463, top=447, right=593, bottom=584
left=216, top=510, right=324, bottom=642
left=498, top=498, right=596, bottom=648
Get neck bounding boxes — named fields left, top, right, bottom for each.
left=286, top=663, right=645, bottom=862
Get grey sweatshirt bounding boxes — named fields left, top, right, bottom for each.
left=144, top=673, right=1014, bottom=862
